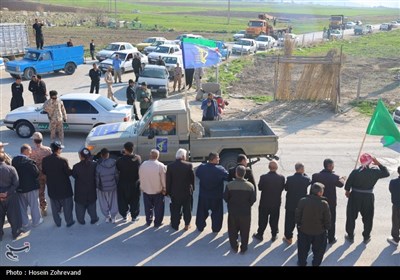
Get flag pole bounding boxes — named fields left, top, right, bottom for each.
left=355, top=132, right=367, bottom=169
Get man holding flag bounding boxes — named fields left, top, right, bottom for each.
left=344, top=99, right=397, bottom=244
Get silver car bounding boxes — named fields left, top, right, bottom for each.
left=4, top=94, right=135, bottom=138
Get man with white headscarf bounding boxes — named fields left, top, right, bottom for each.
left=344, top=153, right=389, bottom=244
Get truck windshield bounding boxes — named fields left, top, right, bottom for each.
left=138, top=109, right=152, bottom=131
left=249, top=21, right=263, bottom=27
left=95, top=95, right=118, bottom=111
left=24, top=51, right=39, bottom=61
left=331, top=16, right=342, bottom=21
left=141, top=68, right=167, bottom=79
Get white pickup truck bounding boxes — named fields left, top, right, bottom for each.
left=85, top=99, right=279, bottom=169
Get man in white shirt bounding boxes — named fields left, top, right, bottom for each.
left=139, top=149, right=166, bottom=227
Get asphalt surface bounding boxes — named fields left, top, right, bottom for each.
left=0, top=58, right=399, bottom=267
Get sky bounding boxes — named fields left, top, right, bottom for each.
left=349, top=0, right=399, bottom=8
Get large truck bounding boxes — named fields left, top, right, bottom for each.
left=5, top=44, right=84, bottom=80
left=329, top=15, right=345, bottom=30
left=0, top=23, right=30, bottom=59
left=85, top=99, right=279, bottom=169
left=245, top=14, right=274, bottom=38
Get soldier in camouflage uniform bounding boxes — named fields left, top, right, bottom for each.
left=43, top=90, right=67, bottom=144
left=30, top=132, right=52, bottom=216
left=0, top=142, right=12, bottom=165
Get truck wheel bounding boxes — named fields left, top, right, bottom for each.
left=24, top=68, right=36, bottom=80
left=15, top=121, right=34, bottom=138
left=64, top=62, right=76, bottom=75
left=219, top=152, right=240, bottom=170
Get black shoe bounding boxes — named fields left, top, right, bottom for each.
left=253, top=233, right=263, bottom=242
left=197, top=227, right=204, bottom=232
left=55, top=223, right=61, bottom=227
left=363, top=237, right=371, bottom=244
left=329, top=238, right=338, bottom=245
left=271, top=235, right=278, bottom=242
left=345, top=234, right=354, bottom=243
left=154, top=223, right=164, bottom=228
left=66, top=221, right=75, bottom=227
left=91, top=217, right=99, bottom=225
left=12, top=230, right=22, bottom=240
left=78, top=220, right=86, bottom=225
left=231, top=245, right=239, bottom=253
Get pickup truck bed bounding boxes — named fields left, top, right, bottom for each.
left=190, top=120, right=279, bottom=167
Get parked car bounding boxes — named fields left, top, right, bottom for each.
left=136, top=37, right=167, bottom=52
left=345, top=21, right=356, bottom=29
left=174, top=34, right=203, bottom=44
left=162, top=55, right=184, bottom=80
left=216, top=41, right=231, bottom=60
left=95, top=42, right=136, bottom=62
left=277, top=33, right=299, bottom=47
left=232, top=39, right=257, bottom=55
left=380, top=23, right=392, bottom=31
left=255, top=35, right=277, bottom=50
left=143, top=40, right=176, bottom=55
left=137, top=64, right=170, bottom=98
left=99, top=50, right=148, bottom=74
left=393, top=107, right=400, bottom=124
left=5, top=44, right=84, bottom=80
left=329, top=29, right=342, bottom=39
left=4, top=94, right=134, bottom=138
left=390, top=21, right=400, bottom=28
left=233, top=30, right=246, bottom=41
left=147, top=44, right=181, bottom=64
left=354, top=25, right=373, bottom=35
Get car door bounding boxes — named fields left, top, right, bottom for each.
left=124, top=53, right=133, bottom=72
left=37, top=51, right=53, bottom=73
left=62, top=100, right=99, bottom=132
left=137, top=114, right=179, bottom=162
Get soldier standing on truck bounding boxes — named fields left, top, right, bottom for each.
left=43, top=90, right=67, bottom=144
left=33, top=19, right=44, bottom=50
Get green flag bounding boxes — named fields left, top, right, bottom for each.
left=182, top=38, right=217, bottom=48
left=366, top=99, right=400, bottom=146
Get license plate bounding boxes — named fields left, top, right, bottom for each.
left=38, top=123, right=69, bottom=129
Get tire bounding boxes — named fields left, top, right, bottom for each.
left=23, top=67, right=36, bottom=80
left=15, top=121, right=34, bottom=138
left=219, top=151, right=241, bottom=170
left=64, top=62, right=76, bottom=75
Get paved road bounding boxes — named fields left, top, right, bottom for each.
left=0, top=61, right=399, bottom=266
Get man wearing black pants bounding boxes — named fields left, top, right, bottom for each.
left=116, top=142, right=141, bottom=222
left=224, top=165, right=256, bottom=253
left=344, top=154, right=389, bottom=244
left=253, top=161, right=285, bottom=242
left=296, top=183, right=331, bottom=266
left=89, top=63, right=101, bottom=94
left=312, top=158, right=345, bottom=245
left=33, top=19, right=44, bottom=49
left=166, top=149, right=195, bottom=231
left=283, top=162, right=311, bottom=245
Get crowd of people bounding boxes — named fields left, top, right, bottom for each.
left=1, top=138, right=399, bottom=266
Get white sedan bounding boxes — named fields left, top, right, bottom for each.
left=99, top=50, right=148, bottom=74
left=255, top=35, right=277, bottom=50
left=232, top=39, right=257, bottom=55
left=4, top=94, right=135, bottom=138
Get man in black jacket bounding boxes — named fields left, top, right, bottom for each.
left=42, top=141, right=74, bottom=227
left=0, top=152, right=22, bottom=240
left=253, top=160, right=285, bottom=242
left=35, top=75, right=47, bottom=103
left=89, top=63, right=101, bottom=94
left=227, top=154, right=256, bottom=193
left=312, top=158, right=345, bottom=245
left=28, top=75, right=38, bottom=103
left=388, top=166, right=400, bottom=246
left=296, top=183, right=331, bottom=266
left=345, top=153, right=389, bottom=244
left=166, top=148, right=195, bottom=231
left=12, top=144, right=42, bottom=230
left=126, top=79, right=139, bottom=120
left=132, top=54, right=141, bottom=82
left=224, top=165, right=256, bottom=253
left=283, top=162, right=311, bottom=245
left=116, top=142, right=141, bottom=222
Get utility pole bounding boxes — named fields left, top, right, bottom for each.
left=227, top=0, right=231, bottom=25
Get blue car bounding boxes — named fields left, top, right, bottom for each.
left=6, top=44, right=84, bottom=80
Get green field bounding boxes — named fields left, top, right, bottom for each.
left=31, top=0, right=399, bottom=34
